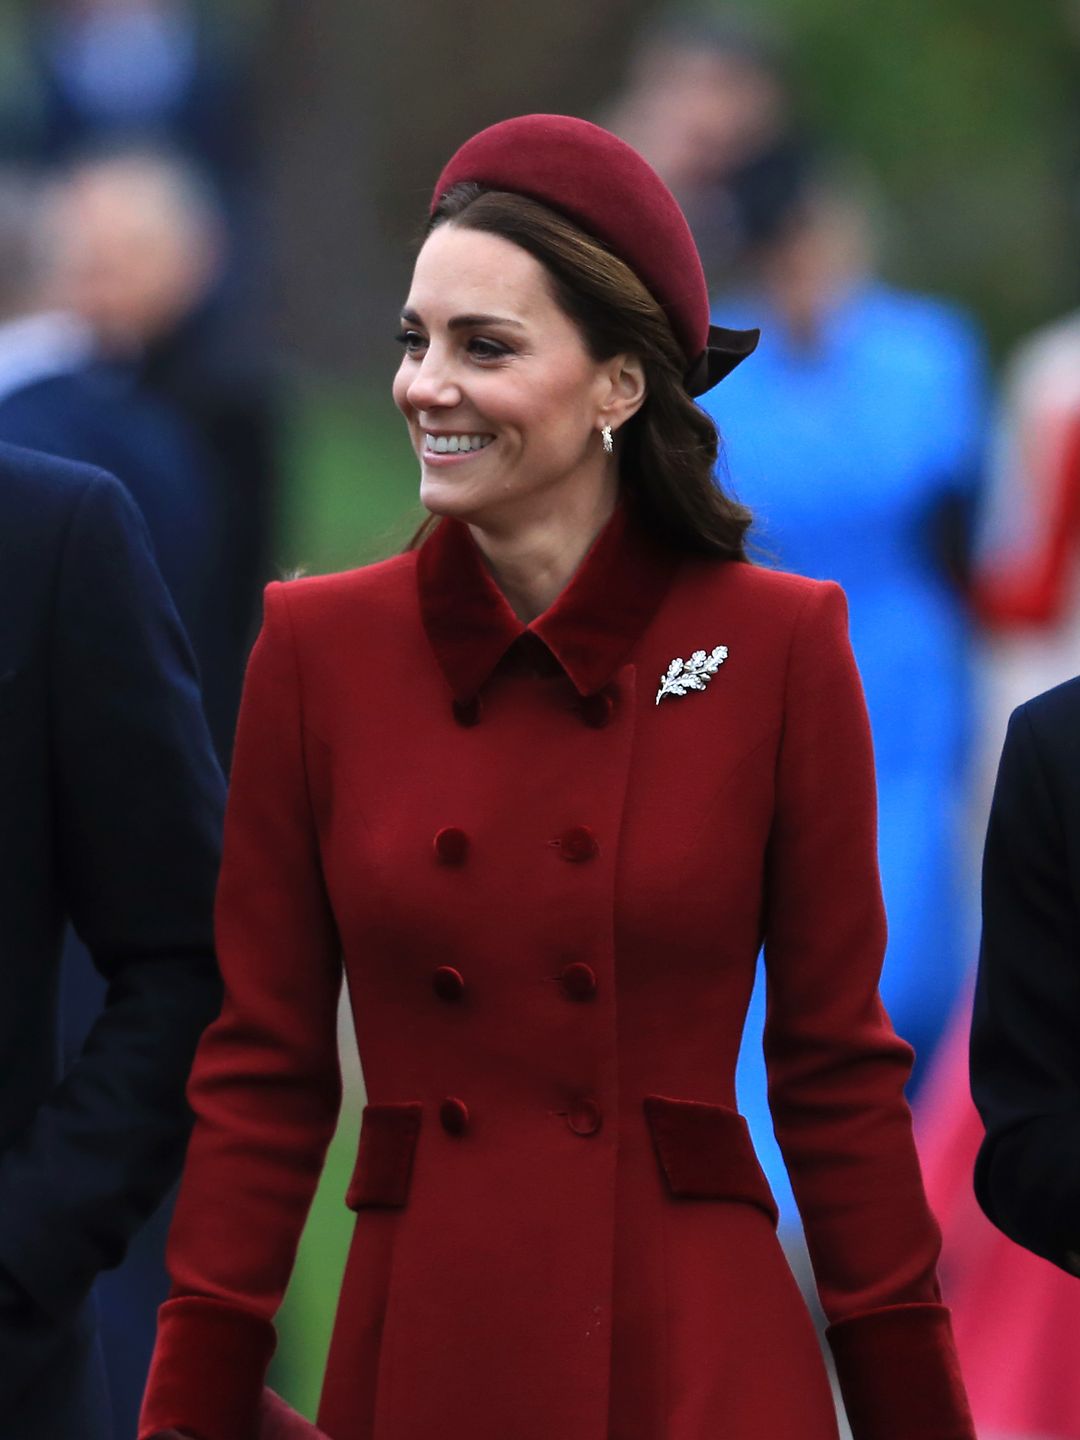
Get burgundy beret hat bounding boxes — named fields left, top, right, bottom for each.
left=431, top=114, right=758, bottom=397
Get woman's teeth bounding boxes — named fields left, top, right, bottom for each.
left=424, top=433, right=493, bottom=454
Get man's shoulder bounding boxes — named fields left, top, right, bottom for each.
left=1018, top=673, right=1080, bottom=724
left=0, top=441, right=124, bottom=534
left=1013, top=675, right=1080, bottom=771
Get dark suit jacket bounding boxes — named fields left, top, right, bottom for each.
left=0, top=367, right=237, bottom=760
left=972, top=674, right=1080, bottom=1273
left=0, top=443, right=225, bottom=1436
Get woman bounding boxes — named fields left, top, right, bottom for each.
left=140, top=115, right=974, bottom=1440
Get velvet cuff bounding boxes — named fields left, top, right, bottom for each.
left=826, top=1303, right=975, bottom=1440
left=137, top=1296, right=276, bottom=1440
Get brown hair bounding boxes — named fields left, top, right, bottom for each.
left=412, top=183, right=752, bottom=561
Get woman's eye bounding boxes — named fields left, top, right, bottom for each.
left=394, top=329, right=427, bottom=354
left=468, top=337, right=512, bottom=361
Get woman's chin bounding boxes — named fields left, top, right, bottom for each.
left=419, top=474, right=486, bottom=522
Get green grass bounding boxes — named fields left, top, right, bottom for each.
left=269, top=1103, right=362, bottom=1418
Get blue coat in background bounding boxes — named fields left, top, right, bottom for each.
left=703, top=282, right=987, bottom=1222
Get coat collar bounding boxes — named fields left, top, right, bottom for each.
left=416, top=500, right=680, bottom=702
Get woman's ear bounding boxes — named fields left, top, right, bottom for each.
left=601, top=353, right=647, bottom=428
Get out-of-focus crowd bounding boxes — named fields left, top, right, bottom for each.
left=3, top=4, right=1079, bottom=1439
left=607, top=18, right=1080, bottom=1439
left=0, top=0, right=275, bottom=771
left=0, top=5, right=277, bottom=1436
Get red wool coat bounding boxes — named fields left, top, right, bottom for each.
left=139, top=504, right=974, bottom=1440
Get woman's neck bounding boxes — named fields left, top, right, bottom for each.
left=468, top=482, right=618, bottom=623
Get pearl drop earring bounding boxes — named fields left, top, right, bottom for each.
left=601, top=424, right=614, bottom=455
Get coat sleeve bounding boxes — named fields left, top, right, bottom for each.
left=0, top=470, right=223, bottom=1344
left=762, top=582, right=974, bottom=1440
left=971, top=701, right=1080, bottom=1270
left=139, top=582, right=344, bottom=1440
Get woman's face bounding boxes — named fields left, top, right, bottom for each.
left=393, top=224, right=620, bottom=532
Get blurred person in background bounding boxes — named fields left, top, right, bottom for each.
left=0, top=0, right=257, bottom=249
left=48, top=145, right=279, bottom=763
left=605, top=11, right=810, bottom=294
left=0, top=165, right=228, bottom=1440
left=0, top=163, right=227, bottom=749
left=614, top=20, right=988, bottom=1244
left=972, top=310, right=1080, bottom=771
left=619, top=20, right=1080, bottom=1440
left=0, top=169, right=221, bottom=725
left=707, top=160, right=987, bottom=1099
left=0, top=0, right=278, bottom=745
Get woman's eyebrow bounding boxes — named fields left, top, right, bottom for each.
left=400, top=306, right=526, bottom=330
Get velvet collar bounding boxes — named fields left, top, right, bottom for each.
left=416, top=501, right=680, bottom=703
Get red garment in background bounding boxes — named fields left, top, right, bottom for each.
left=974, top=312, right=1080, bottom=630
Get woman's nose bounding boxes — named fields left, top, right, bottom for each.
left=406, top=347, right=462, bottom=411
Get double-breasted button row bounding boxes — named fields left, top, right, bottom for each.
left=430, top=961, right=596, bottom=1003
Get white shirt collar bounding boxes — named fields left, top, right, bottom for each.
left=0, top=312, right=97, bottom=408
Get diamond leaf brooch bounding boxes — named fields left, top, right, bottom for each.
left=655, top=646, right=729, bottom=705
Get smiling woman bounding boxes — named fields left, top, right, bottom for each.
left=392, top=220, right=650, bottom=617
left=395, top=180, right=756, bottom=618
left=138, top=115, right=977, bottom=1440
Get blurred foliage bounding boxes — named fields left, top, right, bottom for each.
left=278, top=382, right=422, bottom=576
left=692, top=0, right=1080, bottom=351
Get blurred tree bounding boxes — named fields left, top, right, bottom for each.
left=6, top=2, right=1080, bottom=364
left=257, top=0, right=657, bottom=375
left=682, top=0, right=1080, bottom=351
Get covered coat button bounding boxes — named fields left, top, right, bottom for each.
left=434, top=826, right=470, bottom=864
left=566, top=1098, right=602, bottom=1136
left=452, top=696, right=482, bottom=727
left=559, top=962, right=597, bottom=1001
left=432, top=965, right=466, bottom=1002
left=555, top=825, right=598, bottom=862
left=579, top=690, right=615, bottom=728
left=440, top=1097, right=469, bottom=1135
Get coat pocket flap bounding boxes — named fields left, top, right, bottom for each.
left=346, top=1102, right=422, bottom=1210
left=643, top=1095, right=778, bottom=1226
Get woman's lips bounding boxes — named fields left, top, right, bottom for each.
left=421, top=432, right=495, bottom=465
